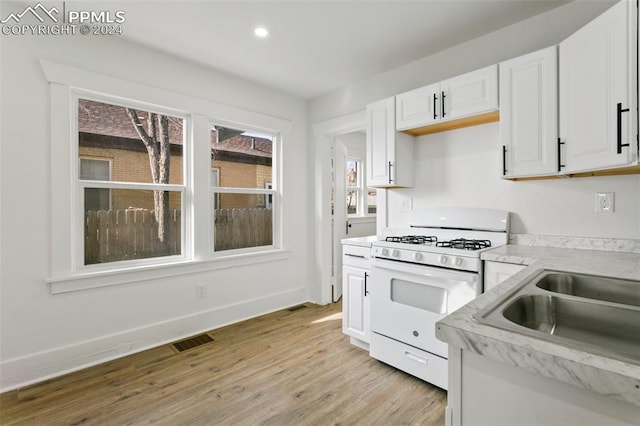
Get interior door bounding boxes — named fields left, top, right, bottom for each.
left=332, top=141, right=348, bottom=302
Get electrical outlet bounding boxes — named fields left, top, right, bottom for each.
left=400, top=197, right=413, bottom=212
left=595, top=192, right=614, bottom=213
left=196, top=284, right=206, bottom=299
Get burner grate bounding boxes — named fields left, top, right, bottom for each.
left=385, top=235, right=438, bottom=244
left=436, top=238, right=492, bottom=251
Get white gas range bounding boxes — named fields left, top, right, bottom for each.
left=369, top=207, right=510, bottom=390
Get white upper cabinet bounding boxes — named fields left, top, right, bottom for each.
left=396, top=65, right=498, bottom=131
left=441, top=64, right=499, bottom=120
left=500, top=46, right=559, bottom=178
left=559, top=0, right=638, bottom=173
left=366, top=97, right=414, bottom=188
left=395, top=83, right=440, bottom=129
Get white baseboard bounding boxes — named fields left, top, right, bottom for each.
left=0, top=287, right=308, bottom=392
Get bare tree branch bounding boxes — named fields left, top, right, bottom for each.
left=126, top=108, right=154, bottom=149
left=126, top=108, right=172, bottom=246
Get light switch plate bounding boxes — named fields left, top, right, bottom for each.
left=595, top=192, right=614, bottom=213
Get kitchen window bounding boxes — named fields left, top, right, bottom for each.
left=44, top=60, right=290, bottom=291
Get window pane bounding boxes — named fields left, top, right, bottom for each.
left=80, top=158, right=110, bottom=181
left=210, top=123, right=273, bottom=189
left=85, top=188, right=111, bottom=211
left=84, top=188, right=182, bottom=265
left=81, top=158, right=111, bottom=210
left=368, top=189, right=377, bottom=214
left=213, top=193, right=273, bottom=251
left=347, top=189, right=358, bottom=215
left=346, top=160, right=358, bottom=187
left=78, top=99, right=184, bottom=185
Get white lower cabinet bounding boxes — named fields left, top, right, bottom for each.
left=446, top=347, right=640, bottom=426
left=342, top=244, right=371, bottom=349
left=483, top=261, right=526, bottom=292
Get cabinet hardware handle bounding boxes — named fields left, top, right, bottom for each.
left=344, top=253, right=365, bottom=259
left=388, top=161, right=393, bottom=184
left=364, top=272, right=369, bottom=296
left=617, top=103, right=630, bottom=154
left=441, top=91, right=446, bottom=118
left=433, top=93, right=438, bottom=119
left=502, top=145, right=507, bottom=175
left=345, top=220, right=352, bottom=235
left=404, top=350, right=428, bottom=365
left=557, top=138, right=565, bottom=172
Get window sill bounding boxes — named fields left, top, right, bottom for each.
left=47, top=249, right=291, bottom=294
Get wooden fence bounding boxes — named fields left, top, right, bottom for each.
left=84, top=208, right=272, bottom=264
left=214, top=208, right=272, bottom=251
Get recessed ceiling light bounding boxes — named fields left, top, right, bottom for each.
left=254, top=27, right=269, bottom=38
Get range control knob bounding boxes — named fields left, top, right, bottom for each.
left=381, top=248, right=389, bottom=256
left=454, top=257, right=463, bottom=266
left=439, top=255, right=448, bottom=265
left=413, top=252, right=423, bottom=261
left=392, top=249, right=400, bottom=258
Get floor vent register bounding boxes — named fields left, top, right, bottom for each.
left=172, top=333, right=214, bottom=353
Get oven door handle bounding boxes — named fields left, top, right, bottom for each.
left=370, top=258, right=478, bottom=283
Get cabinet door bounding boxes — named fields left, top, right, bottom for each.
left=560, top=0, right=635, bottom=172
left=395, top=83, right=440, bottom=130
left=366, top=97, right=414, bottom=188
left=366, top=97, right=395, bottom=186
left=484, top=261, right=526, bottom=292
left=342, top=265, right=370, bottom=343
left=441, top=64, right=498, bottom=120
left=500, top=46, right=558, bottom=177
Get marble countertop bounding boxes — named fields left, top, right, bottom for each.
left=341, top=235, right=378, bottom=247
left=436, top=244, right=640, bottom=407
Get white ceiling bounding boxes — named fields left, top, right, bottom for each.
left=70, top=1, right=572, bottom=99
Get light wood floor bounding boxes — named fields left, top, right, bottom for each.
left=0, top=302, right=446, bottom=425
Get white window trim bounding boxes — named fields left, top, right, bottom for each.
left=42, top=60, right=292, bottom=293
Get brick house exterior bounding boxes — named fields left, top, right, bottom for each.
left=78, top=99, right=273, bottom=211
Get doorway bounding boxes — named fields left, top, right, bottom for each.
left=332, top=133, right=376, bottom=301
left=313, top=110, right=382, bottom=305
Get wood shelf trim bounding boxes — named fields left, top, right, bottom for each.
left=505, top=164, right=640, bottom=181
left=400, top=110, right=500, bottom=136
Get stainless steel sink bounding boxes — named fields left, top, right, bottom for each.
left=535, top=273, right=640, bottom=307
left=474, top=270, right=640, bottom=365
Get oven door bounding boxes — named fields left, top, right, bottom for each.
left=369, top=257, right=480, bottom=359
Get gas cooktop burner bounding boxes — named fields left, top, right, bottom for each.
left=436, top=238, right=492, bottom=251
left=385, top=235, right=438, bottom=244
